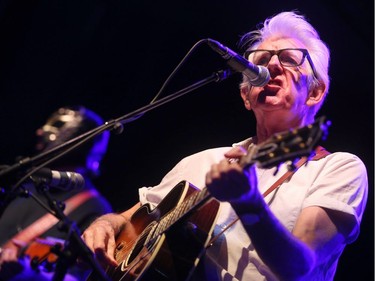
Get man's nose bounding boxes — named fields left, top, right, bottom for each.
left=267, top=55, right=283, bottom=76
left=267, top=54, right=281, bottom=66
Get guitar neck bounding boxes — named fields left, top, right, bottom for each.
left=152, top=187, right=211, bottom=238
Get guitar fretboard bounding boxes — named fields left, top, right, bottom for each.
left=152, top=187, right=211, bottom=239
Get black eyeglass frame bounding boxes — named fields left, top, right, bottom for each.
left=244, top=48, right=319, bottom=80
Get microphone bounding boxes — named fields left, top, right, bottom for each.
left=207, top=39, right=270, bottom=87
left=31, top=168, right=85, bottom=191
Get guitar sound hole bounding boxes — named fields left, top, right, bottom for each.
left=124, top=222, right=158, bottom=266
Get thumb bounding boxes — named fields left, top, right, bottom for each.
left=11, top=239, right=27, bottom=249
left=224, top=146, right=247, bottom=159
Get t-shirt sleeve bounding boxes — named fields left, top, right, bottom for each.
left=303, top=152, right=368, bottom=243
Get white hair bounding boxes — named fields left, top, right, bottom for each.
left=239, top=11, right=330, bottom=115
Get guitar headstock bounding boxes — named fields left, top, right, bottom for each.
left=242, top=116, right=330, bottom=169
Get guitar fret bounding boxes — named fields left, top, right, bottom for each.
left=158, top=216, right=167, bottom=234
left=154, top=186, right=211, bottom=238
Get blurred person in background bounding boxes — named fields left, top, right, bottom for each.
left=0, top=105, right=113, bottom=280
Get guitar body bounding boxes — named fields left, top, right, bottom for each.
left=87, top=180, right=220, bottom=281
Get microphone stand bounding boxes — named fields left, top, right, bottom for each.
left=0, top=68, right=233, bottom=281
left=0, top=68, right=233, bottom=184
left=29, top=177, right=111, bottom=281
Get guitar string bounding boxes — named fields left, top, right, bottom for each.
left=112, top=187, right=204, bottom=269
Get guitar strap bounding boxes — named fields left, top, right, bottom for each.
left=208, top=146, right=330, bottom=246
left=1, top=189, right=99, bottom=250
left=262, top=146, right=330, bottom=197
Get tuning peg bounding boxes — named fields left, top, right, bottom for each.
left=286, top=160, right=298, bottom=172
left=273, top=164, right=281, bottom=176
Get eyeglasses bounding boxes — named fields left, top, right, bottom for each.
left=244, top=48, right=318, bottom=79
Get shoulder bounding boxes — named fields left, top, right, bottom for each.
left=302, top=151, right=368, bottom=190
left=305, top=151, right=368, bottom=216
left=319, top=151, right=368, bottom=175
left=179, top=139, right=252, bottom=163
left=183, top=146, right=233, bottom=160
left=176, top=146, right=233, bottom=169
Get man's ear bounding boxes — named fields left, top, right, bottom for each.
left=306, top=82, right=326, bottom=106
left=240, top=86, right=252, bottom=110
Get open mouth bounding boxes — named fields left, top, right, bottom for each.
left=267, top=79, right=282, bottom=86
left=258, top=88, right=277, bottom=103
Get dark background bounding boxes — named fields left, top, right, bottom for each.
left=0, top=0, right=373, bottom=280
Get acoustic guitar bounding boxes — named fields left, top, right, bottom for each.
left=87, top=117, right=329, bottom=281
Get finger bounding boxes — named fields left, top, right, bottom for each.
left=94, top=232, right=118, bottom=267
left=224, top=146, right=247, bottom=159
left=81, top=230, right=95, bottom=253
left=82, top=230, right=117, bottom=268
left=0, top=248, right=18, bottom=263
left=206, top=163, right=221, bottom=185
left=94, top=247, right=117, bottom=267
left=11, top=239, right=27, bottom=249
left=106, top=233, right=118, bottom=265
left=91, top=227, right=118, bottom=267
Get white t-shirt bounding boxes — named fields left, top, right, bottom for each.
left=138, top=142, right=368, bottom=281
